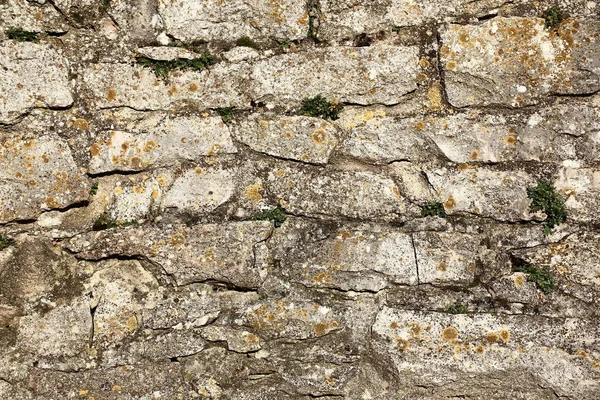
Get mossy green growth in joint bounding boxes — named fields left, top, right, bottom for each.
left=92, top=214, right=137, bottom=231
left=235, top=36, right=259, bottom=49
left=251, top=204, right=287, bottom=228
left=89, top=182, right=99, bottom=195
left=299, top=95, right=343, bottom=120
left=527, top=179, right=567, bottom=235
left=543, top=6, right=565, bottom=29
left=421, top=202, right=446, bottom=218
left=135, top=54, right=215, bottom=78
left=216, top=107, right=236, bottom=123
left=514, top=264, right=555, bottom=294
left=6, top=28, right=39, bottom=42
left=0, top=236, right=17, bottom=251
left=444, top=304, right=468, bottom=314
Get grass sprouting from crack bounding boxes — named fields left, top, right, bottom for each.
left=0, top=236, right=17, bottom=251
left=6, top=28, right=39, bottom=42
left=527, top=179, right=567, bottom=235
left=135, top=54, right=215, bottom=78
left=421, top=202, right=447, bottom=218
left=515, top=264, right=555, bottom=294
left=299, top=95, right=343, bottom=120
left=251, top=204, right=287, bottom=227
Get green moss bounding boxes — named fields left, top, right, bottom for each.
left=0, top=236, right=17, bottom=251
left=135, top=54, right=215, bottom=78
left=6, top=28, right=39, bottom=42
left=527, top=179, right=567, bottom=235
left=421, top=202, right=446, bottom=218
left=251, top=204, right=287, bottom=228
left=444, top=304, right=468, bottom=314
left=216, top=107, right=236, bottom=123
left=308, top=15, right=317, bottom=39
left=299, top=95, right=343, bottom=120
left=89, top=182, right=99, bottom=196
left=71, top=12, right=86, bottom=25
left=99, top=0, right=110, bottom=14
left=236, top=36, right=259, bottom=49
left=543, top=6, right=564, bottom=29
left=92, top=214, right=137, bottom=231
left=515, top=264, right=555, bottom=294
left=277, top=39, right=291, bottom=49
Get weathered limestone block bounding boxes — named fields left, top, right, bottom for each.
left=250, top=45, right=419, bottom=106
left=318, top=0, right=509, bottom=40
left=0, top=135, right=88, bottom=223
left=89, top=116, right=236, bottom=173
left=105, top=173, right=167, bottom=222
left=201, top=326, right=262, bottom=353
left=107, top=0, right=157, bottom=41
left=234, top=300, right=342, bottom=340
left=158, top=0, right=309, bottom=42
left=16, top=296, right=91, bottom=358
left=232, top=114, right=341, bottom=165
left=424, top=167, right=535, bottom=221
left=0, top=42, right=73, bottom=123
left=68, top=222, right=272, bottom=288
left=413, top=232, right=479, bottom=285
left=488, top=272, right=541, bottom=305
left=555, top=167, right=600, bottom=223
left=372, top=308, right=600, bottom=399
left=0, top=0, right=67, bottom=35
left=441, top=18, right=600, bottom=107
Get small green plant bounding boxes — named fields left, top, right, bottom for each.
left=527, top=179, right=567, bottom=235
left=89, top=182, right=99, bottom=195
left=277, top=39, right=291, bottom=49
left=445, top=304, right=468, bottom=314
left=308, top=15, right=317, bottom=39
left=216, top=107, right=236, bottom=123
left=71, top=11, right=86, bottom=25
left=6, top=28, right=39, bottom=42
left=251, top=204, right=287, bottom=228
left=235, top=36, right=259, bottom=49
left=515, top=264, right=555, bottom=294
left=391, top=25, right=402, bottom=32
left=0, top=236, right=17, bottom=251
left=543, top=6, right=564, bottom=29
left=299, top=95, right=343, bottom=120
left=92, top=214, right=137, bottom=231
left=421, top=202, right=446, bottom=218
left=135, top=54, right=215, bottom=78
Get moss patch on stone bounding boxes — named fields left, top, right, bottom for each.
left=92, top=215, right=137, bottom=231
left=421, top=201, right=447, bottom=218
left=514, top=264, right=555, bottom=294
left=6, top=28, right=39, bottom=42
left=527, top=179, right=567, bottom=235
left=89, top=182, right=99, bottom=196
left=216, top=107, right=236, bottom=123
left=135, top=54, right=215, bottom=78
left=236, top=36, right=259, bottom=49
left=0, top=236, right=17, bottom=251
left=251, top=204, right=287, bottom=227
left=299, top=95, right=343, bottom=120
left=444, top=304, right=468, bottom=314
left=543, top=6, right=565, bottom=29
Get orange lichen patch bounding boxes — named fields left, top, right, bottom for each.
left=107, top=88, right=117, bottom=101
left=90, top=143, right=102, bottom=157
left=130, top=156, right=143, bottom=169
left=499, top=329, right=510, bottom=343
left=457, top=163, right=470, bottom=171
left=208, top=143, right=223, bottom=156
left=244, top=333, right=260, bottom=344
left=23, top=139, right=36, bottom=149
left=503, top=135, right=517, bottom=145
left=73, top=118, right=89, bottom=130
left=419, top=57, right=431, bottom=69
left=275, top=168, right=286, bottom=178
left=203, top=247, right=215, bottom=263
left=143, top=140, right=158, bottom=152
left=125, top=316, right=138, bottom=331
left=513, top=273, right=526, bottom=287
left=311, top=128, right=327, bottom=144
left=188, top=82, right=199, bottom=92
left=390, top=322, right=399, bottom=329
left=427, top=84, right=443, bottom=110
left=474, top=343, right=485, bottom=354
left=41, top=154, right=50, bottom=163
left=26, top=179, right=37, bottom=188
left=79, top=390, right=90, bottom=396
left=169, top=233, right=186, bottom=248
left=395, top=337, right=409, bottom=351
left=469, top=149, right=481, bottom=161
left=113, top=186, right=124, bottom=196
left=485, top=333, right=499, bottom=343
left=246, top=184, right=263, bottom=204
left=313, top=272, right=333, bottom=284
left=409, top=322, right=422, bottom=339
left=441, top=326, right=458, bottom=342
left=167, top=85, right=177, bottom=96
left=444, top=195, right=457, bottom=210
left=314, top=322, right=331, bottom=336
left=151, top=189, right=160, bottom=199
left=574, top=349, right=588, bottom=359
left=414, top=120, right=426, bottom=131
left=436, top=261, right=448, bottom=272
left=417, top=73, right=428, bottom=84
left=325, top=377, right=335, bottom=387
left=446, top=61, right=457, bottom=71
left=45, top=197, right=60, bottom=208
left=111, top=385, right=121, bottom=392
left=132, top=185, right=145, bottom=194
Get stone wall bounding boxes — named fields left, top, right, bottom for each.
left=1, top=0, right=599, bottom=399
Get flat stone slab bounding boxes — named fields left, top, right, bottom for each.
left=0, top=42, right=73, bottom=123
left=0, top=135, right=89, bottom=223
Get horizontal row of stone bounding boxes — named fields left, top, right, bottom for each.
left=2, top=17, right=599, bottom=122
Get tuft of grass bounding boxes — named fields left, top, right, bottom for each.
left=277, top=39, right=291, bottom=49
left=6, top=28, right=39, bottom=42
left=236, top=36, right=259, bottom=49
left=89, top=182, right=99, bottom=196
left=216, top=107, right=236, bottom=123
left=92, top=214, right=137, bottom=231
left=251, top=204, right=287, bottom=228
left=391, top=25, right=402, bottom=33
left=445, top=304, right=468, bottom=314
left=527, top=179, right=567, bottom=235
left=299, top=95, right=343, bottom=120
left=71, top=11, right=86, bottom=25
left=0, top=236, right=17, bottom=251
left=543, top=6, right=565, bottom=29
left=421, top=202, right=446, bottom=218
left=515, top=264, right=555, bottom=294
left=135, top=54, right=215, bottom=78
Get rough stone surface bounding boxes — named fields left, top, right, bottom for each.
left=1, top=2, right=600, bottom=399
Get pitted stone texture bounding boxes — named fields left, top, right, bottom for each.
left=441, top=18, right=600, bottom=107
left=108, top=0, right=157, bottom=40
left=372, top=308, right=600, bottom=399
left=158, top=0, right=309, bottom=42
left=0, top=0, right=67, bottom=35
left=554, top=167, right=600, bottom=223
left=89, top=116, right=236, bottom=173
left=16, top=296, right=91, bottom=358
left=0, top=42, right=73, bottom=123
left=232, top=114, right=341, bottom=164
left=201, top=326, right=262, bottom=353
left=105, top=173, right=168, bottom=222
left=68, top=222, right=272, bottom=288
left=413, top=232, right=479, bottom=285
left=424, top=167, right=535, bottom=221
left=162, top=166, right=236, bottom=215
left=0, top=135, right=89, bottom=224
left=250, top=45, right=419, bottom=106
